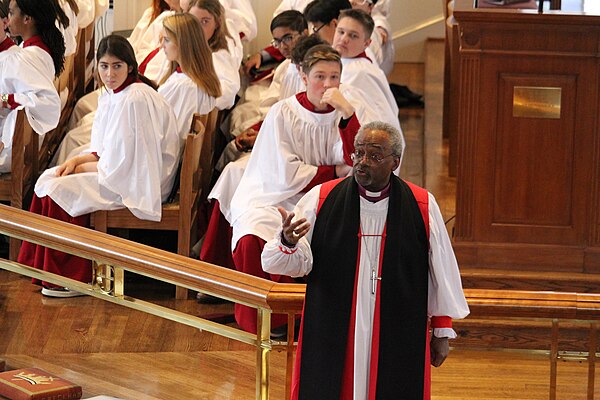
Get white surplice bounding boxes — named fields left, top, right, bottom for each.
left=228, top=95, right=350, bottom=250
left=211, top=84, right=382, bottom=224
left=55, top=70, right=215, bottom=164
left=262, top=184, right=470, bottom=400
left=219, top=0, right=257, bottom=42
left=0, top=45, right=60, bottom=172
left=134, top=10, right=175, bottom=65
left=128, top=7, right=154, bottom=51
left=158, top=70, right=217, bottom=140
left=35, top=82, right=179, bottom=221
left=228, top=59, right=302, bottom=139
left=341, top=56, right=399, bottom=131
left=75, top=0, right=95, bottom=28
left=59, top=0, right=79, bottom=56
left=369, top=20, right=395, bottom=76
left=213, top=32, right=243, bottom=110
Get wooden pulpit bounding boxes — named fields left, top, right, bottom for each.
left=452, top=1, right=600, bottom=274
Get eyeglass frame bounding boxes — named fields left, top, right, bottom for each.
left=271, top=32, right=299, bottom=48
left=311, top=22, right=327, bottom=35
left=350, top=150, right=397, bottom=164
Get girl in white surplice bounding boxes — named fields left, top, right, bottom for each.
left=18, top=35, right=180, bottom=298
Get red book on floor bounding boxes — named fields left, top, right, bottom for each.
left=0, top=368, right=82, bottom=400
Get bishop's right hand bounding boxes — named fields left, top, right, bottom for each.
left=278, top=206, right=311, bottom=247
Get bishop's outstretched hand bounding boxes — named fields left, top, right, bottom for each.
left=278, top=206, right=311, bottom=247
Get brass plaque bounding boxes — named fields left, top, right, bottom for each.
left=513, top=86, right=561, bottom=119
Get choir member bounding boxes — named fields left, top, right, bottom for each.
left=0, top=0, right=66, bottom=171
left=185, top=0, right=242, bottom=110
left=158, top=12, right=220, bottom=140
left=17, top=35, right=180, bottom=298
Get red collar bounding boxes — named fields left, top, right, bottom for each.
left=138, top=47, right=161, bottom=75
left=353, top=51, right=372, bottom=63
left=23, top=35, right=51, bottom=56
left=113, top=75, right=139, bottom=94
left=296, top=92, right=335, bottom=114
left=358, top=182, right=391, bottom=203
left=0, top=36, right=15, bottom=52
left=176, top=66, right=182, bottom=73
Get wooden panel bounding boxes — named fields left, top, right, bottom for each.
left=492, top=74, right=576, bottom=232
left=453, top=3, right=600, bottom=271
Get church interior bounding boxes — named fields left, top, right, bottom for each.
left=1, top=0, right=600, bottom=398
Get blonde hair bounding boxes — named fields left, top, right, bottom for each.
left=160, top=13, right=221, bottom=98
left=301, top=44, right=342, bottom=75
left=184, top=0, right=232, bottom=52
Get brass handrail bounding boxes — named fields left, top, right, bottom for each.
left=0, top=203, right=304, bottom=400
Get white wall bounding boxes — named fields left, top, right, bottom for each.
left=114, top=0, right=445, bottom=62
left=113, top=0, right=149, bottom=32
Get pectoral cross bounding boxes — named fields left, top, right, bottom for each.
left=371, top=268, right=381, bottom=295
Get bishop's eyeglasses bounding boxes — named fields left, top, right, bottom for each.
left=350, top=150, right=396, bottom=164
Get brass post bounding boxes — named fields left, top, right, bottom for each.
left=256, top=308, right=271, bottom=400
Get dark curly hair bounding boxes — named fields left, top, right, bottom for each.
left=15, top=0, right=68, bottom=77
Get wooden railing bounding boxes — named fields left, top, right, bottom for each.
left=2, top=203, right=600, bottom=399
left=0, top=203, right=303, bottom=400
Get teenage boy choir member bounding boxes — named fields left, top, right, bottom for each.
left=332, top=9, right=402, bottom=147
left=199, top=34, right=322, bottom=275
left=303, top=0, right=393, bottom=75
left=225, top=10, right=308, bottom=164
left=350, top=0, right=394, bottom=75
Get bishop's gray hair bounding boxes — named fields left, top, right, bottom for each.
left=355, top=121, right=404, bottom=158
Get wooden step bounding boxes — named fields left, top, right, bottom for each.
left=461, top=267, right=600, bottom=293
left=453, top=318, right=596, bottom=352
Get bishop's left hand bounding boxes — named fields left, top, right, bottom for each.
left=430, top=335, right=449, bottom=367
left=278, top=207, right=311, bottom=247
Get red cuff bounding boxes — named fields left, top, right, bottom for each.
left=339, top=113, right=360, bottom=165
left=7, top=94, right=20, bottom=109
left=303, top=165, right=336, bottom=192
left=263, top=45, right=285, bottom=61
left=278, top=244, right=298, bottom=254
left=91, top=152, right=100, bottom=160
left=431, top=316, right=452, bottom=329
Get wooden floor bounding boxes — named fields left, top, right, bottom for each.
left=1, top=40, right=597, bottom=399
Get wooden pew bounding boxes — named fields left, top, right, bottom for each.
left=38, top=22, right=96, bottom=174
left=0, top=111, right=36, bottom=260
left=91, top=110, right=218, bottom=299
